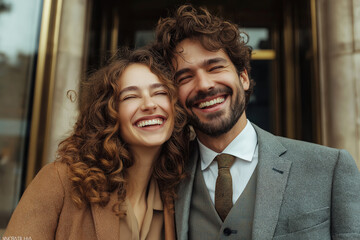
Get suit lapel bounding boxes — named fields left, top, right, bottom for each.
left=91, top=192, right=120, bottom=240
left=176, top=125, right=291, bottom=239
left=175, top=141, right=199, bottom=240
left=252, top=124, right=292, bottom=240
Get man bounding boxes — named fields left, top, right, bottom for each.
left=154, top=4, right=360, bottom=240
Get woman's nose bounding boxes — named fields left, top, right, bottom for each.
left=140, top=96, right=157, bottom=111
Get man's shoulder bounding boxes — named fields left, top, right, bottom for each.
left=253, top=124, right=347, bottom=167
left=276, top=135, right=338, bottom=154
left=254, top=126, right=360, bottom=187
left=254, top=124, right=339, bottom=154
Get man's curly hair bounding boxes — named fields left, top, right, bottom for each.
left=57, top=47, right=189, bottom=215
left=154, top=4, right=255, bottom=105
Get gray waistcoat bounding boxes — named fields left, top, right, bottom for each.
left=189, top=160, right=257, bottom=240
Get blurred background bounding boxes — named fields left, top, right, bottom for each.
left=0, top=0, right=359, bottom=233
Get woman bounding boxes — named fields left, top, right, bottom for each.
left=4, top=48, right=188, bottom=240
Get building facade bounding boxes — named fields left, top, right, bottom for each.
left=0, top=0, right=359, bottom=233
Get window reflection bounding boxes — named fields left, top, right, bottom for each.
left=244, top=28, right=275, bottom=132
left=245, top=28, right=271, bottom=50
left=0, top=0, right=43, bottom=232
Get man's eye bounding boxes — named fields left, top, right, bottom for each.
left=209, top=66, right=224, bottom=72
left=177, top=75, right=192, bottom=84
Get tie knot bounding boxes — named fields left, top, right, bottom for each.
left=215, top=154, right=235, bottom=169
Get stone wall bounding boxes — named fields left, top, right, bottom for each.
left=46, top=0, right=87, bottom=162
left=317, top=0, right=360, bottom=168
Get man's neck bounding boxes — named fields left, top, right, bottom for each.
left=196, top=113, right=248, bottom=153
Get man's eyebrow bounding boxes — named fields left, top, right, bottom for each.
left=174, top=68, right=191, bottom=80
left=174, top=58, right=228, bottom=79
left=204, top=57, right=227, bottom=66
left=119, top=83, right=165, bottom=95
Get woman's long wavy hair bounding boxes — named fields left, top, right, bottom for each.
left=57, top=47, right=189, bottom=215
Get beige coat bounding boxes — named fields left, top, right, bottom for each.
left=4, top=162, right=175, bottom=240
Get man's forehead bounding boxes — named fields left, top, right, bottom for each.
left=172, top=43, right=229, bottom=68
left=174, top=38, right=207, bottom=55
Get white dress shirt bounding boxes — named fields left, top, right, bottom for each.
left=198, top=120, right=258, bottom=204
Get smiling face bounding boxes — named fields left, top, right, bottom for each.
left=118, top=63, right=174, bottom=149
left=174, top=38, right=249, bottom=142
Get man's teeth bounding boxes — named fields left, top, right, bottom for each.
left=137, top=119, right=163, bottom=128
left=198, top=97, right=225, bottom=109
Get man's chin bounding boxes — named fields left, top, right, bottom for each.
left=190, top=108, right=225, bottom=121
left=189, top=109, right=244, bottom=137
left=190, top=119, right=233, bottom=137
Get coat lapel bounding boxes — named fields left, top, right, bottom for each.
left=91, top=192, right=120, bottom=240
left=252, top=124, right=292, bottom=240
left=164, top=203, right=176, bottom=240
left=175, top=140, right=199, bottom=240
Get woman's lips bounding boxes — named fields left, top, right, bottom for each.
left=136, top=118, right=164, bottom=128
left=134, top=116, right=166, bottom=128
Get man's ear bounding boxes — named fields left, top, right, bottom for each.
left=240, top=69, right=250, bottom=90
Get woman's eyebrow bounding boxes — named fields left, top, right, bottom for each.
left=119, top=86, right=138, bottom=95
left=150, top=83, right=166, bottom=89
left=119, top=83, right=165, bottom=95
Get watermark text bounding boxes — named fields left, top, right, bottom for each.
left=2, top=236, right=32, bottom=240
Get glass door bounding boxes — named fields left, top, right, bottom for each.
left=85, top=0, right=319, bottom=140
left=0, top=0, right=43, bottom=233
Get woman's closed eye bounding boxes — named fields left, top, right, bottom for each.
left=121, top=94, right=138, bottom=101
left=154, top=90, right=169, bottom=96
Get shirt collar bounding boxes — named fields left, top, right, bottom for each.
left=198, top=120, right=258, bottom=171
left=150, top=177, right=164, bottom=211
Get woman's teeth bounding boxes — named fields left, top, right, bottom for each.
left=137, top=119, right=163, bottom=128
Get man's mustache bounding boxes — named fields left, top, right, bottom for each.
left=186, top=87, right=232, bottom=108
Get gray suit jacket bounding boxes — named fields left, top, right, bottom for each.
left=175, top=124, right=360, bottom=240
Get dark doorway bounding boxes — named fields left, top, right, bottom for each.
left=85, top=0, right=320, bottom=143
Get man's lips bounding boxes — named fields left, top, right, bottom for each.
left=134, top=116, right=166, bottom=128
left=196, top=96, right=226, bottom=109
left=186, top=87, right=232, bottom=109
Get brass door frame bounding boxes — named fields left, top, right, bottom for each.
left=280, top=0, right=321, bottom=142
left=310, top=0, right=321, bottom=144
left=26, top=0, right=63, bottom=187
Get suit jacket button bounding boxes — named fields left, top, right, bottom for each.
left=223, top=228, right=232, bottom=236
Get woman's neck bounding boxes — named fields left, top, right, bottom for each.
left=127, top=145, right=161, bottom=197
left=126, top=145, right=161, bottom=229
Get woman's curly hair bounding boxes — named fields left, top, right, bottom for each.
left=57, top=47, right=189, bottom=215
left=154, top=4, right=255, bottom=105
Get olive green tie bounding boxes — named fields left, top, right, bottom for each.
left=215, top=154, right=235, bottom=221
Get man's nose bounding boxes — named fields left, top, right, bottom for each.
left=194, top=71, right=215, bottom=92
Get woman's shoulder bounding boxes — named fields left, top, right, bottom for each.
left=37, top=161, right=68, bottom=177
left=32, top=161, right=71, bottom=192
left=4, top=162, right=71, bottom=238
left=40, top=161, right=67, bottom=172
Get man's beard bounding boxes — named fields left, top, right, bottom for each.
left=186, top=87, right=245, bottom=137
